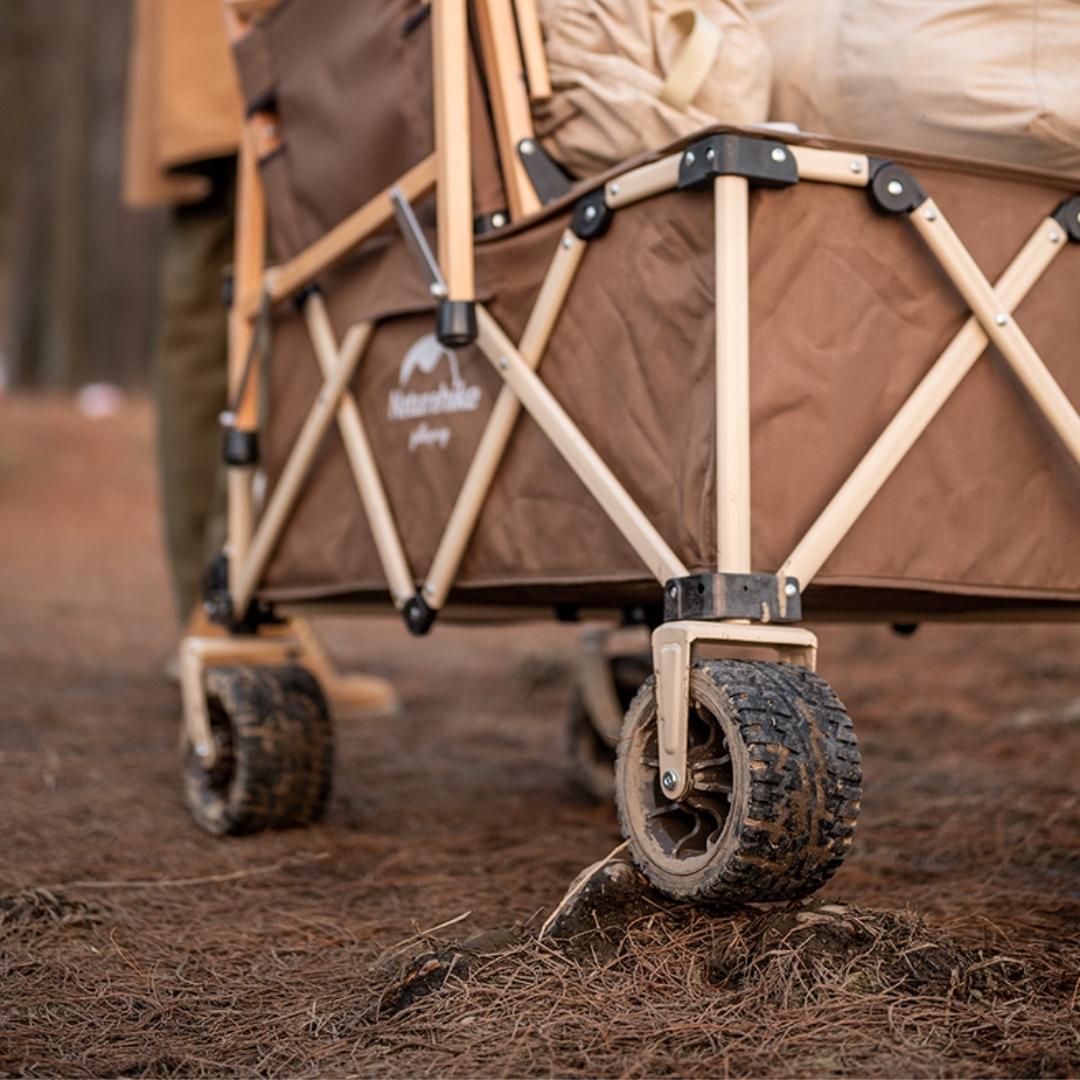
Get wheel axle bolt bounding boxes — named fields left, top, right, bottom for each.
left=661, top=770, right=678, bottom=792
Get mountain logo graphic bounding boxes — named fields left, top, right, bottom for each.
left=399, top=333, right=464, bottom=389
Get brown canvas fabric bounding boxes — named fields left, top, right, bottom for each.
left=256, top=142, right=1080, bottom=616
left=230, top=0, right=505, bottom=259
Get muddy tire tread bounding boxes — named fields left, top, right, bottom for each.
left=182, top=665, right=333, bottom=837
left=616, top=659, right=862, bottom=904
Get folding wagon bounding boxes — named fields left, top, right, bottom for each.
left=180, top=0, right=1080, bottom=903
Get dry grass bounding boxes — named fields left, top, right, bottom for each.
left=2, top=400, right=1079, bottom=1077
left=4, top=890, right=1076, bottom=1078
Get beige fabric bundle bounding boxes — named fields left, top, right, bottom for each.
left=746, top=0, right=1080, bottom=176
left=535, top=0, right=772, bottom=177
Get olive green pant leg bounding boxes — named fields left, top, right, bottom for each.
left=155, top=173, right=234, bottom=625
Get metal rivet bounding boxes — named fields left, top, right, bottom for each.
left=519, top=139, right=535, bottom=155
left=770, top=147, right=787, bottom=163
left=609, top=183, right=620, bottom=197
left=499, top=357, right=508, bottom=370
left=995, top=313, right=1009, bottom=327
left=584, top=204, right=598, bottom=221
left=785, top=582, right=797, bottom=597
left=684, top=151, right=696, bottom=166
left=1049, top=230, right=1062, bottom=244
left=850, top=160, right=863, bottom=174
left=661, top=770, right=678, bottom=792
left=491, top=212, right=506, bottom=228
left=924, top=207, right=938, bottom=222
left=887, top=179, right=904, bottom=197
left=668, top=585, right=678, bottom=598
left=705, top=147, right=715, bottom=162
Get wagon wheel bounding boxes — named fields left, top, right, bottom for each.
left=568, top=654, right=652, bottom=802
left=181, top=665, right=333, bottom=836
left=615, top=659, right=861, bottom=903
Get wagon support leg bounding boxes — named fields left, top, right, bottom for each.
left=180, top=619, right=396, bottom=768
left=651, top=620, right=818, bottom=799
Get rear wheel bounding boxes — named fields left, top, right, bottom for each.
left=568, top=654, right=651, bottom=802
left=181, top=665, right=333, bottom=836
left=615, top=659, right=861, bottom=903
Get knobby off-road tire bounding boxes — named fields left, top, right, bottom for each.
left=615, top=659, right=861, bottom=903
left=568, top=654, right=652, bottom=802
left=181, top=665, right=333, bottom=836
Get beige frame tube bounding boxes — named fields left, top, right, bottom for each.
left=303, top=295, right=416, bottom=608
left=912, top=199, right=1080, bottom=467
left=422, top=229, right=586, bottom=609
left=714, top=174, right=752, bottom=573
left=782, top=214, right=1069, bottom=589
left=225, top=121, right=267, bottom=598
left=474, top=0, right=543, bottom=219
left=474, top=305, right=689, bottom=586
left=250, top=155, right=437, bottom=317
left=433, top=0, right=475, bottom=299
left=232, top=322, right=373, bottom=615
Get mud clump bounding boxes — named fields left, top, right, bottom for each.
left=704, top=901, right=1029, bottom=1005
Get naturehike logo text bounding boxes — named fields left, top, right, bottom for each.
left=389, top=334, right=482, bottom=451
left=387, top=334, right=482, bottom=423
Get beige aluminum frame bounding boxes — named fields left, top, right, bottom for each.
left=203, top=1, right=1079, bottom=817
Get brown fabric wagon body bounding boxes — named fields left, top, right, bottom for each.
left=232, top=1, right=1080, bottom=622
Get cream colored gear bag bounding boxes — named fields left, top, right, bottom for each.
left=534, top=0, right=772, bottom=178
left=746, top=0, right=1080, bottom=176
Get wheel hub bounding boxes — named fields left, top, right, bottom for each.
left=639, top=701, right=734, bottom=863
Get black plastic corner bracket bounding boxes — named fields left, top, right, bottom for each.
left=517, top=138, right=572, bottom=205
left=436, top=299, right=477, bottom=348
left=200, top=552, right=281, bottom=634
left=222, top=427, right=259, bottom=467
left=663, top=572, right=802, bottom=624
left=293, top=282, right=321, bottom=311
left=868, top=160, right=928, bottom=214
left=676, top=133, right=799, bottom=191
left=1051, top=195, right=1080, bottom=242
left=403, top=593, right=437, bottom=636
left=570, top=189, right=613, bottom=240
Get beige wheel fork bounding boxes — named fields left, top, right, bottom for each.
left=180, top=619, right=397, bottom=767
left=652, top=621, right=818, bottom=802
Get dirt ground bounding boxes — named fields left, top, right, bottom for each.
left=1, top=396, right=1078, bottom=1078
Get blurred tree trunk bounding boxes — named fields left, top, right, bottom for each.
left=0, top=0, right=164, bottom=391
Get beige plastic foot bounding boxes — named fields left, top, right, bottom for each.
left=180, top=616, right=398, bottom=765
